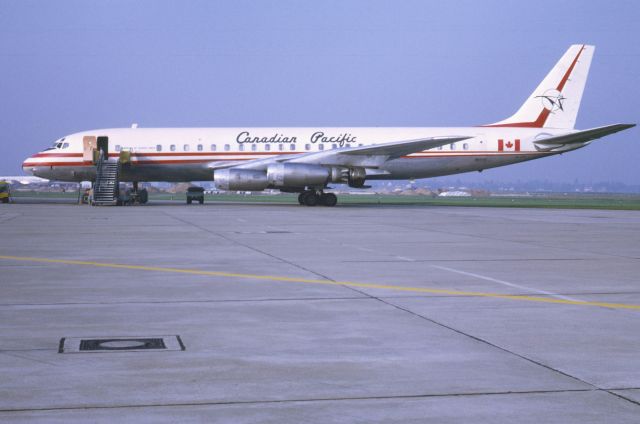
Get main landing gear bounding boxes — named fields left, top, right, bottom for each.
left=298, top=190, right=338, bottom=207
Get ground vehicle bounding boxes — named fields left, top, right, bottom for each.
left=186, top=186, right=204, bottom=204
left=0, top=181, right=10, bottom=204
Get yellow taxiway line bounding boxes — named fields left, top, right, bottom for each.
left=1, top=254, right=639, bottom=310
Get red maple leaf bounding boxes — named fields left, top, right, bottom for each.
left=505, top=141, right=513, bottom=148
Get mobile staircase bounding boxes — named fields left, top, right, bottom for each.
left=92, top=152, right=120, bottom=206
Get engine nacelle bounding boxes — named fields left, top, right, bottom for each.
left=348, top=167, right=367, bottom=188
left=267, top=163, right=330, bottom=188
left=326, top=166, right=367, bottom=187
left=214, top=169, right=269, bottom=191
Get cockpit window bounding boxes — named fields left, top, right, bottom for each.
left=49, top=137, right=67, bottom=149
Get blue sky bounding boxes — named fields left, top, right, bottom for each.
left=1, top=0, right=638, bottom=183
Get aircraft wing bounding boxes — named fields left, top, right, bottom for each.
left=209, top=136, right=471, bottom=171
left=534, top=124, right=635, bottom=151
left=207, top=153, right=301, bottom=171
left=207, top=160, right=246, bottom=170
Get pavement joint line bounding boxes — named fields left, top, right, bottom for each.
left=2, top=254, right=640, bottom=310
left=301, top=274, right=639, bottom=408
left=5, top=289, right=638, bottom=309
left=0, top=388, right=606, bottom=413
left=606, top=391, right=640, bottom=408
left=431, top=264, right=580, bottom=302
left=377, top=296, right=603, bottom=392
left=341, top=258, right=608, bottom=263
left=0, top=296, right=372, bottom=308
left=161, top=211, right=342, bottom=289
left=0, top=351, right=58, bottom=367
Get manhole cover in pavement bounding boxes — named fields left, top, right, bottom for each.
left=59, top=335, right=185, bottom=353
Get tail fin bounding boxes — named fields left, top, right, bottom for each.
left=486, top=44, right=594, bottom=129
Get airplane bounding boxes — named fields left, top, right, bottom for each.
left=0, top=176, right=49, bottom=185
left=22, top=44, right=634, bottom=206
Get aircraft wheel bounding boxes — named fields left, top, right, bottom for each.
left=303, top=192, right=319, bottom=206
left=320, top=193, right=338, bottom=207
left=298, top=192, right=306, bottom=205
left=199, top=198, right=204, bottom=204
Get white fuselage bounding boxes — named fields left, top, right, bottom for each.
left=23, top=126, right=576, bottom=183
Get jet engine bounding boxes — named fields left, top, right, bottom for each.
left=214, top=169, right=269, bottom=191
left=214, top=164, right=367, bottom=191
left=347, top=167, right=366, bottom=188
left=266, top=163, right=330, bottom=188
left=327, top=166, right=367, bottom=187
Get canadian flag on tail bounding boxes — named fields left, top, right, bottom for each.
left=498, top=139, right=520, bottom=152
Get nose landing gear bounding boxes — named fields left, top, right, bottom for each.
left=298, top=190, right=338, bottom=207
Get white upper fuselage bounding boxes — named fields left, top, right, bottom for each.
left=22, top=45, right=613, bottom=186
left=22, top=126, right=571, bottom=183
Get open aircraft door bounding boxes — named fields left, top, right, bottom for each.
left=97, top=136, right=109, bottom=158
left=82, top=136, right=97, bottom=163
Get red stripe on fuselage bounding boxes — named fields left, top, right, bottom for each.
left=25, top=152, right=545, bottom=168
left=23, top=161, right=93, bottom=167
left=117, top=151, right=291, bottom=157
left=32, top=152, right=83, bottom=158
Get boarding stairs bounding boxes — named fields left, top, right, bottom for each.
left=93, top=152, right=120, bottom=206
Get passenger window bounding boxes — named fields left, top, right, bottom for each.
left=358, top=144, right=363, bottom=147
left=115, top=145, right=121, bottom=151
left=438, top=145, right=443, bottom=150
left=183, top=144, right=190, bottom=152
left=318, top=144, right=324, bottom=151
left=170, top=145, right=176, bottom=151
left=156, top=144, right=162, bottom=152
left=239, top=144, right=244, bottom=151
left=197, top=144, right=203, bottom=151
left=450, top=143, right=456, bottom=150
left=265, top=144, right=270, bottom=151
left=305, top=144, right=311, bottom=150
left=346, top=144, right=351, bottom=148
left=463, top=143, right=469, bottom=150
left=210, top=144, right=216, bottom=151
left=224, top=144, right=230, bottom=151
left=289, top=144, right=295, bottom=151
left=279, top=144, right=284, bottom=151
left=332, top=144, right=337, bottom=149
left=251, top=144, right=257, bottom=151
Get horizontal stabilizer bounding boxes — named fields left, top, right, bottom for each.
left=534, top=124, right=635, bottom=151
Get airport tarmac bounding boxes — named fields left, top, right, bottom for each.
left=1, top=201, right=639, bottom=423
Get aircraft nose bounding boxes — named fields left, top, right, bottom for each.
left=22, top=156, right=35, bottom=174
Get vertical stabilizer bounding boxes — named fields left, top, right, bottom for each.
left=486, top=44, right=594, bottom=129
